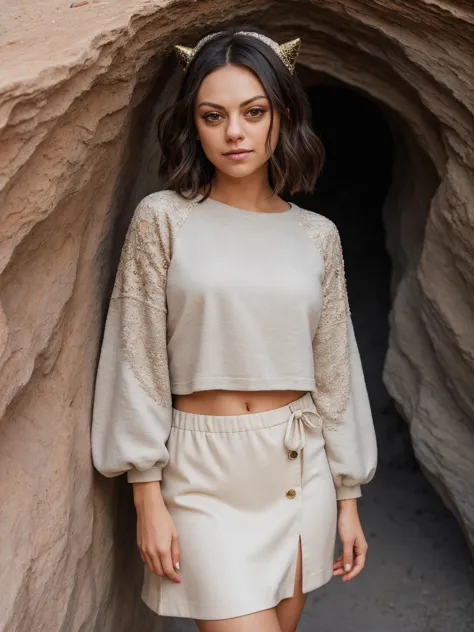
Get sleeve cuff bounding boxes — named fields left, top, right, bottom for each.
left=127, top=466, right=163, bottom=483
left=336, top=484, right=362, bottom=500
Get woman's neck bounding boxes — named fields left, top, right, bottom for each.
left=203, top=174, right=279, bottom=213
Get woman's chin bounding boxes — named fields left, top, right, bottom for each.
left=217, top=160, right=263, bottom=178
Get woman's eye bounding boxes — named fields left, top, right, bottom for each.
left=247, top=107, right=266, bottom=117
left=203, top=112, right=222, bottom=122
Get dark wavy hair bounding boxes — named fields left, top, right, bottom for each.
left=157, top=24, right=325, bottom=200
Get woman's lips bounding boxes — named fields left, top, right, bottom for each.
left=224, top=151, right=252, bottom=160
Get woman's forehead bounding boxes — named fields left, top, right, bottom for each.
left=196, top=65, right=266, bottom=104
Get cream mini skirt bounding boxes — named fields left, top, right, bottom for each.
left=141, top=391, right=338, bottom=621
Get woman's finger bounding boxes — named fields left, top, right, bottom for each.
left=144, top=551, right=163, bottom=577
left=342, top=552, right=366, bottom=581
left=171, top=533, right=181, bottom=572
left=342, top=538, right=355, bottom=573
left=160, top=550, right=182, bottom=583
left=333, top=567, right=346, bottom=576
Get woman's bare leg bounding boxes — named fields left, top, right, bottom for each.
left=196, top=608, right=282, bottom=632
left=275, top=536, right=307, bottom=632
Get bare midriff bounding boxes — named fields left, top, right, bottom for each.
left=172, top=389, right=307, bottom=416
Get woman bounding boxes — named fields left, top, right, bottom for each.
left=91, top=25, right=378, bottom=632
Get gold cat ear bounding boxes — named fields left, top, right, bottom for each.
left=279, top=38, right=301, bottom=74
left=174, top=44, right=194, bottom=71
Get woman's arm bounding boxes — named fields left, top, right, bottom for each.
left=309, top=221, right=378, bottom=581
left=91, top=194, right=183, bottom=583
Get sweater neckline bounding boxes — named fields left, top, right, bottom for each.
left=197, top=193, right=295, bottom=216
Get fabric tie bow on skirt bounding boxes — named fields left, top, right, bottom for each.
left=284, top=406, right=323, bottom=452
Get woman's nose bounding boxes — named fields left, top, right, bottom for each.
left=225, top=114, right=244, bottom=140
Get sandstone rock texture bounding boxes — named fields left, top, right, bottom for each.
left=0, top=0, right=473, bottom=630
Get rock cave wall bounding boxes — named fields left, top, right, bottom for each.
left=0, top=1, right=473, bottom=630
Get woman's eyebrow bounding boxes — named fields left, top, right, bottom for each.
left=197, top=94, right=268, bottom=109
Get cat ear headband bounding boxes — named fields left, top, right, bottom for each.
left=174, top=31, right=301, bottom=74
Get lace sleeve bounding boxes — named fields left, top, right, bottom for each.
left=111, top=198, right=172, bottom=410
left=312, top=223, right=352, bottom=431
left=310, top=222, right=378, bottom=500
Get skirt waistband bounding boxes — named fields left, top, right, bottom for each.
left=171, top=391, right=322, bottom=451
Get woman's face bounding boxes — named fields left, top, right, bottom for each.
left=194, top=64, right=281, bottom=179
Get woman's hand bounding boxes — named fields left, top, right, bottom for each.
left=332, top=499, right=368, bottom=582
left=132, top=481, right=182, bottom=584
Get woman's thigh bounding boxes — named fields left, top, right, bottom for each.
left=195, top=607, right=282, bottom=632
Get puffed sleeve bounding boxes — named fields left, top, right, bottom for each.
left=310, top=223, right=378, bottom=500
left=91, top=195, right=173, bottom=484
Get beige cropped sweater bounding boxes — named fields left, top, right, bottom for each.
left=91, top=190, right=377, bottom=500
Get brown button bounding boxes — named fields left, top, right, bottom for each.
left=288, top=450, right=298, bottom=460
left=286, top=489, right=296, bottom=499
